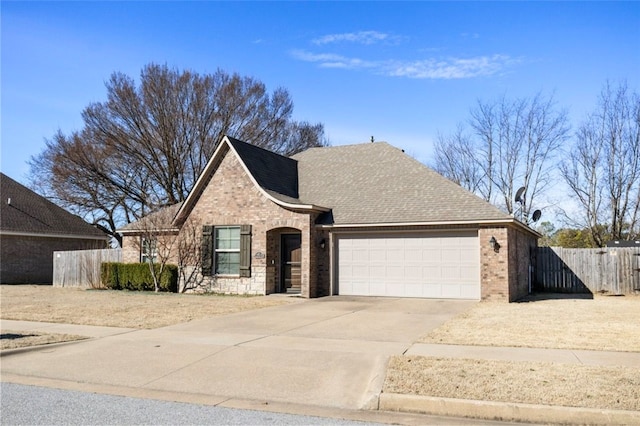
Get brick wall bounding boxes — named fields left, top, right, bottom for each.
left=173, top=147, right=322, bottom=297
left=479, top=226, right=537, bottom=301
left=1, top=235, right=106, bottom=284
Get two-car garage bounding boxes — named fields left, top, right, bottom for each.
left=335, top=230, right=481, bottom=299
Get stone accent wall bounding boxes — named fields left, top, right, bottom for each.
left=0, top=235, right=105, bottom=284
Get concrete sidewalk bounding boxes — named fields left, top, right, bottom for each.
left=405, top=342, right=640, bottom=367
left=1, top=319, right=136, bottom=339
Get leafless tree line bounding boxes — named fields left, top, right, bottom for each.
left=434, top=81, right=639, bottom=245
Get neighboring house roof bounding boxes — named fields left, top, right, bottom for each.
left=0, top=173, right=107, bottom=239
left=292, top=142, right=512, bottom=225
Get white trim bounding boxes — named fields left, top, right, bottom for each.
left=318, top=218, right=540, bottom=237
left=0, top=230, right=107, bottom=240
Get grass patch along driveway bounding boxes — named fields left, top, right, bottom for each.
left=0, top=285, right=298, bottom=329
left=384, top=294, right=640, bottom=412
left=420, top=294, right=640, bottom=352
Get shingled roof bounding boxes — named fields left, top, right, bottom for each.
left=0, top=173, right=107, bottom=238
left=292, top=142, right=512, bottom=225
left=226, top=137, right=299, bottom=201
left=149, top=136, right=519, bottom=231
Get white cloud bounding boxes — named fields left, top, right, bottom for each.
left=291, top=49, right=519, bottom=79
left=290, top=50, right=376, bottom=69
left=312, top=31, right=393, bottom=45
left=385, top=55, right=517, bottom=79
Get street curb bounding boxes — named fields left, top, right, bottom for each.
left=0, top=337, right=91, bottom=358
left=379, top=393, right=640, bottom=425
left=1, top=374, right=478, bottom=426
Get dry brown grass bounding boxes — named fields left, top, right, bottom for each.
left=1, top=330, right=87, bottom=350
left=421, top=294, right=640, bottom=352
left=386, top=294, right=640, bottom=411
left=385, top=356, right=640, bottom=411
left=0, top=285, right=298, bottom=329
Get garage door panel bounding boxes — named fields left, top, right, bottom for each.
left=337, top=232, right=480, bottom=299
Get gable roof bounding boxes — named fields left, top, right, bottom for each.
left=172, top=136, right=329, bottom=226
left=292, top=142, right=514, bottom=226
left=0, top=173, right=107, bottom=239
left=117, top=202, right=183, bottom=234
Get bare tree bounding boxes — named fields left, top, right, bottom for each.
left=126, top=205, right=181, bottom=292
left=433, top=125, right=488, bottom=197
left=434, top=92, right=570, bottom=222
left=176, top=219, right=205, bottom=293
left=29, top=64, right=328, bottom=245
left=560, top=81, right=640, bottom=246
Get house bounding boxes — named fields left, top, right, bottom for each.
left=0, top=173, right=108, bottom=284
left=119, top=136, right=539, bottom=301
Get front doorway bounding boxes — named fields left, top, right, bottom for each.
left=281, top=234, right=302, bottom=294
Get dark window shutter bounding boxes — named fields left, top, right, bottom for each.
left=239, top=224, right=251, bottom=277
left=201, top=225, right=213, bottom=276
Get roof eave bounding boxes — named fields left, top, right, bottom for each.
left=117, top=227, right=180, bottom=236
left=0, top=230, right=109, bottom=240
left=317, top=218, right=541, bottom=237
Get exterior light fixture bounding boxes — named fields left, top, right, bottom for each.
left=319, top=239, right=326, bottom=249
left=489, top=236, right=500, bottom=252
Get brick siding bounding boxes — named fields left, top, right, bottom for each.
left=1, top=235, right=105, bottom=284
left=154, top=148, right=327, bottom=297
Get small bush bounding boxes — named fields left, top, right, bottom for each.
left=100, top=262, right=178, bottom=292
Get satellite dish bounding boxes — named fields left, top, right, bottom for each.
left=515, top=186, right=526, bottom=203
left=531, top=209, right=542, bottom=223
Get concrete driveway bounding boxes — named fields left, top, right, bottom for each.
left=1, top=297, right=475, bottom=410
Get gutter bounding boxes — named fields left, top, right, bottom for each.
left=0, top=230, right=108, bottom=241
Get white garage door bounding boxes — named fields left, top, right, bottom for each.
left=337, top=231, right=480, bottom=299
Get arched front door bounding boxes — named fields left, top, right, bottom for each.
left=281, top=233, right=301, bottom=294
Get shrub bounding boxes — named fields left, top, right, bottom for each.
left=100, top=262, right=178, bottom=292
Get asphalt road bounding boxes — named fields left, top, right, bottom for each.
left=0, top=383, right=379, bottom=426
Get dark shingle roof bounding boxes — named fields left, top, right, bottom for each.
left=292, top=142, right=511, bottom=225
left=227, top=137, right=299, bottom=200
left=0, top=173, right=107, bottom=238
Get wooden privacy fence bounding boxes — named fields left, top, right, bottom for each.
left=53, top=249, right=122, bottom=288
left=535, top=246, right=640, bottom=294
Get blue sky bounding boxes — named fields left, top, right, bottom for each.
left=2, top=1, right=639, bottom=189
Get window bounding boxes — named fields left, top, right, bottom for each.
left=215, top=226, right=240, bottom=275
left=202, top=225, right=251, bottom=277
left=141, top=237, right=157, bottom=263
